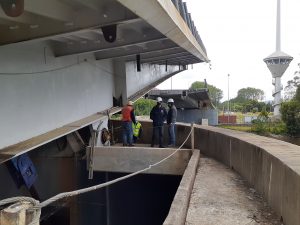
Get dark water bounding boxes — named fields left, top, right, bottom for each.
left=0, top=143, right=181, bottom=225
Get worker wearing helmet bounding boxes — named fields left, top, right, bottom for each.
left=121, top=101, right=136, bottom=146
left=150, top=97, right=167, bottom=148
left=167, top=98, right=177, bottom=147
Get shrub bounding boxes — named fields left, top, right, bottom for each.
left=270, top=121, right=287, bottom=135
left=280, top=101, right=300, bottom=136
left=251, top=119, right=268, bottom=134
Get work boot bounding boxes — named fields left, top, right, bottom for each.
left=159, top=145, right=165, bottom=148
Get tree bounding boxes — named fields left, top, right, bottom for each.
left=284, top=63, right=300, bottom=100
left=189, top=81, right=223, bottom=106
left=133, top=98, right=156, bottom=116
left=294, top=85, right=300, bottom=102
left=280, top=100, right=300, bottom=136
left=284, top=76, right=300, bottom=100
left=280, top=63, right=300, bottom=136
left=235, top=87, right=264, bottom=102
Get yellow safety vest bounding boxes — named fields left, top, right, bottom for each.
left=132, top=122, right=142, bottom=137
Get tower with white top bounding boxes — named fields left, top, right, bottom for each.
left=263, top=0, right=293, bottom=117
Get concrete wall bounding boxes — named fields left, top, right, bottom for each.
left=192, top=125, right=300, bottom=225
left=0, top=41, right=179, bottom=150
left=111, top=120, right=300, bottom=225
left=125, top=62, right=178, bottom=98
left=0, top=41, right=114, bottom=149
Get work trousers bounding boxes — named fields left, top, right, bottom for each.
left=151, top=125, right=164, bottom=147
left=168, top=123, right=176, bottom=146
left=122, top=121, right=133, bottom=145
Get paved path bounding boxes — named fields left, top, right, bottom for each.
left=186, top=157, right=282, bottom=225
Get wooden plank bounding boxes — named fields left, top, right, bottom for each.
left=93, top=146, right=192, bottom=175
left=0, top=201, right=39, bottom=225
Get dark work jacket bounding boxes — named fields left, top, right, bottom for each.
left=150, top=104, right=167, bottom=126
left=167, top=105, right=177, bottom=124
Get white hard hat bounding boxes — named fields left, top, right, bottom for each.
left=156, top=97, right=163, bottom=102
left=128, top=101, right=133, bottom=106
left=167, top=98, right=174, bottom=103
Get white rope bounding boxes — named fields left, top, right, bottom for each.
left=0, top=126, right=193, bottom=223
left=37, top=126, right=193, bottom=209
left=0, top=196, right=39, bottom=207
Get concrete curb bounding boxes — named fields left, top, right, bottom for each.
left=163, top=149, right=200, bottom=225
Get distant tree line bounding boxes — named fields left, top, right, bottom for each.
left=220, top=87, right=272, bottom=113
left=189, top=81, right=272, bottom=113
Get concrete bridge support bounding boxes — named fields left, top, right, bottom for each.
left=92, top=146, right=192, bottom=175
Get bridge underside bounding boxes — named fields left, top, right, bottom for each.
left=0, top=0, right=207, bottom=65
left=0, top=0, right=208, bottom=155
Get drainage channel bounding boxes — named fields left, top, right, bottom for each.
left=0, top=124, right=196, bottom=224
left=0, top=155, right=182, bottom=225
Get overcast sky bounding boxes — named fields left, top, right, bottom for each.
left=157, top=0, right=300, bottom=102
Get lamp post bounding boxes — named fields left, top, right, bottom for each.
left=227, top=74, right=230, bottom=124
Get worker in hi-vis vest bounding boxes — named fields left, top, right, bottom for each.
left=132, top=121, right=142, bottom=143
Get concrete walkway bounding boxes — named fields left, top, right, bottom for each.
left=186, top=157, right=282, bottom=225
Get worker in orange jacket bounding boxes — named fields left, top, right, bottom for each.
left=121, top=101, right=136, bottom=146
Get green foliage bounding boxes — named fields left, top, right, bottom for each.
left=251, top=119, right=268, bottom=134
left=252, top=107, right=258, bottom=113
left=251, top=119, right=286, bottom=135
left=270, top=122, right=287, bottom=135
left=111, top=114, right=121, bottom=120
left=280, top=100, right=300, bottom=136
left=294, top=85, right=300, bottom=102
left=284, top=63, right=300, bottom=100
left=189, top=81, right=223, bottom=106
left=250, top=106, right=286, bottom=135
left=231, top=103, right=243, bottom=112
left=284, top=77, right=300, bottom=100
left=235, top=87, right=264, bottom=102
left=134, top=98, right=156, bottom=116
left=220, top=87, right=270, bottom=113
left=258, top=106, right=269, bottom=122
left=240, top=100, right=264, bottom=113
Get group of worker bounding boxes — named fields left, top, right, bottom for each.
left=121, top=97, right=177, bottom=148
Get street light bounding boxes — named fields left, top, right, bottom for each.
left=227, top=74, right=230, bottom=124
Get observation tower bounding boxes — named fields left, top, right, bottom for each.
left=263, top=0, right=293, bottom=117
